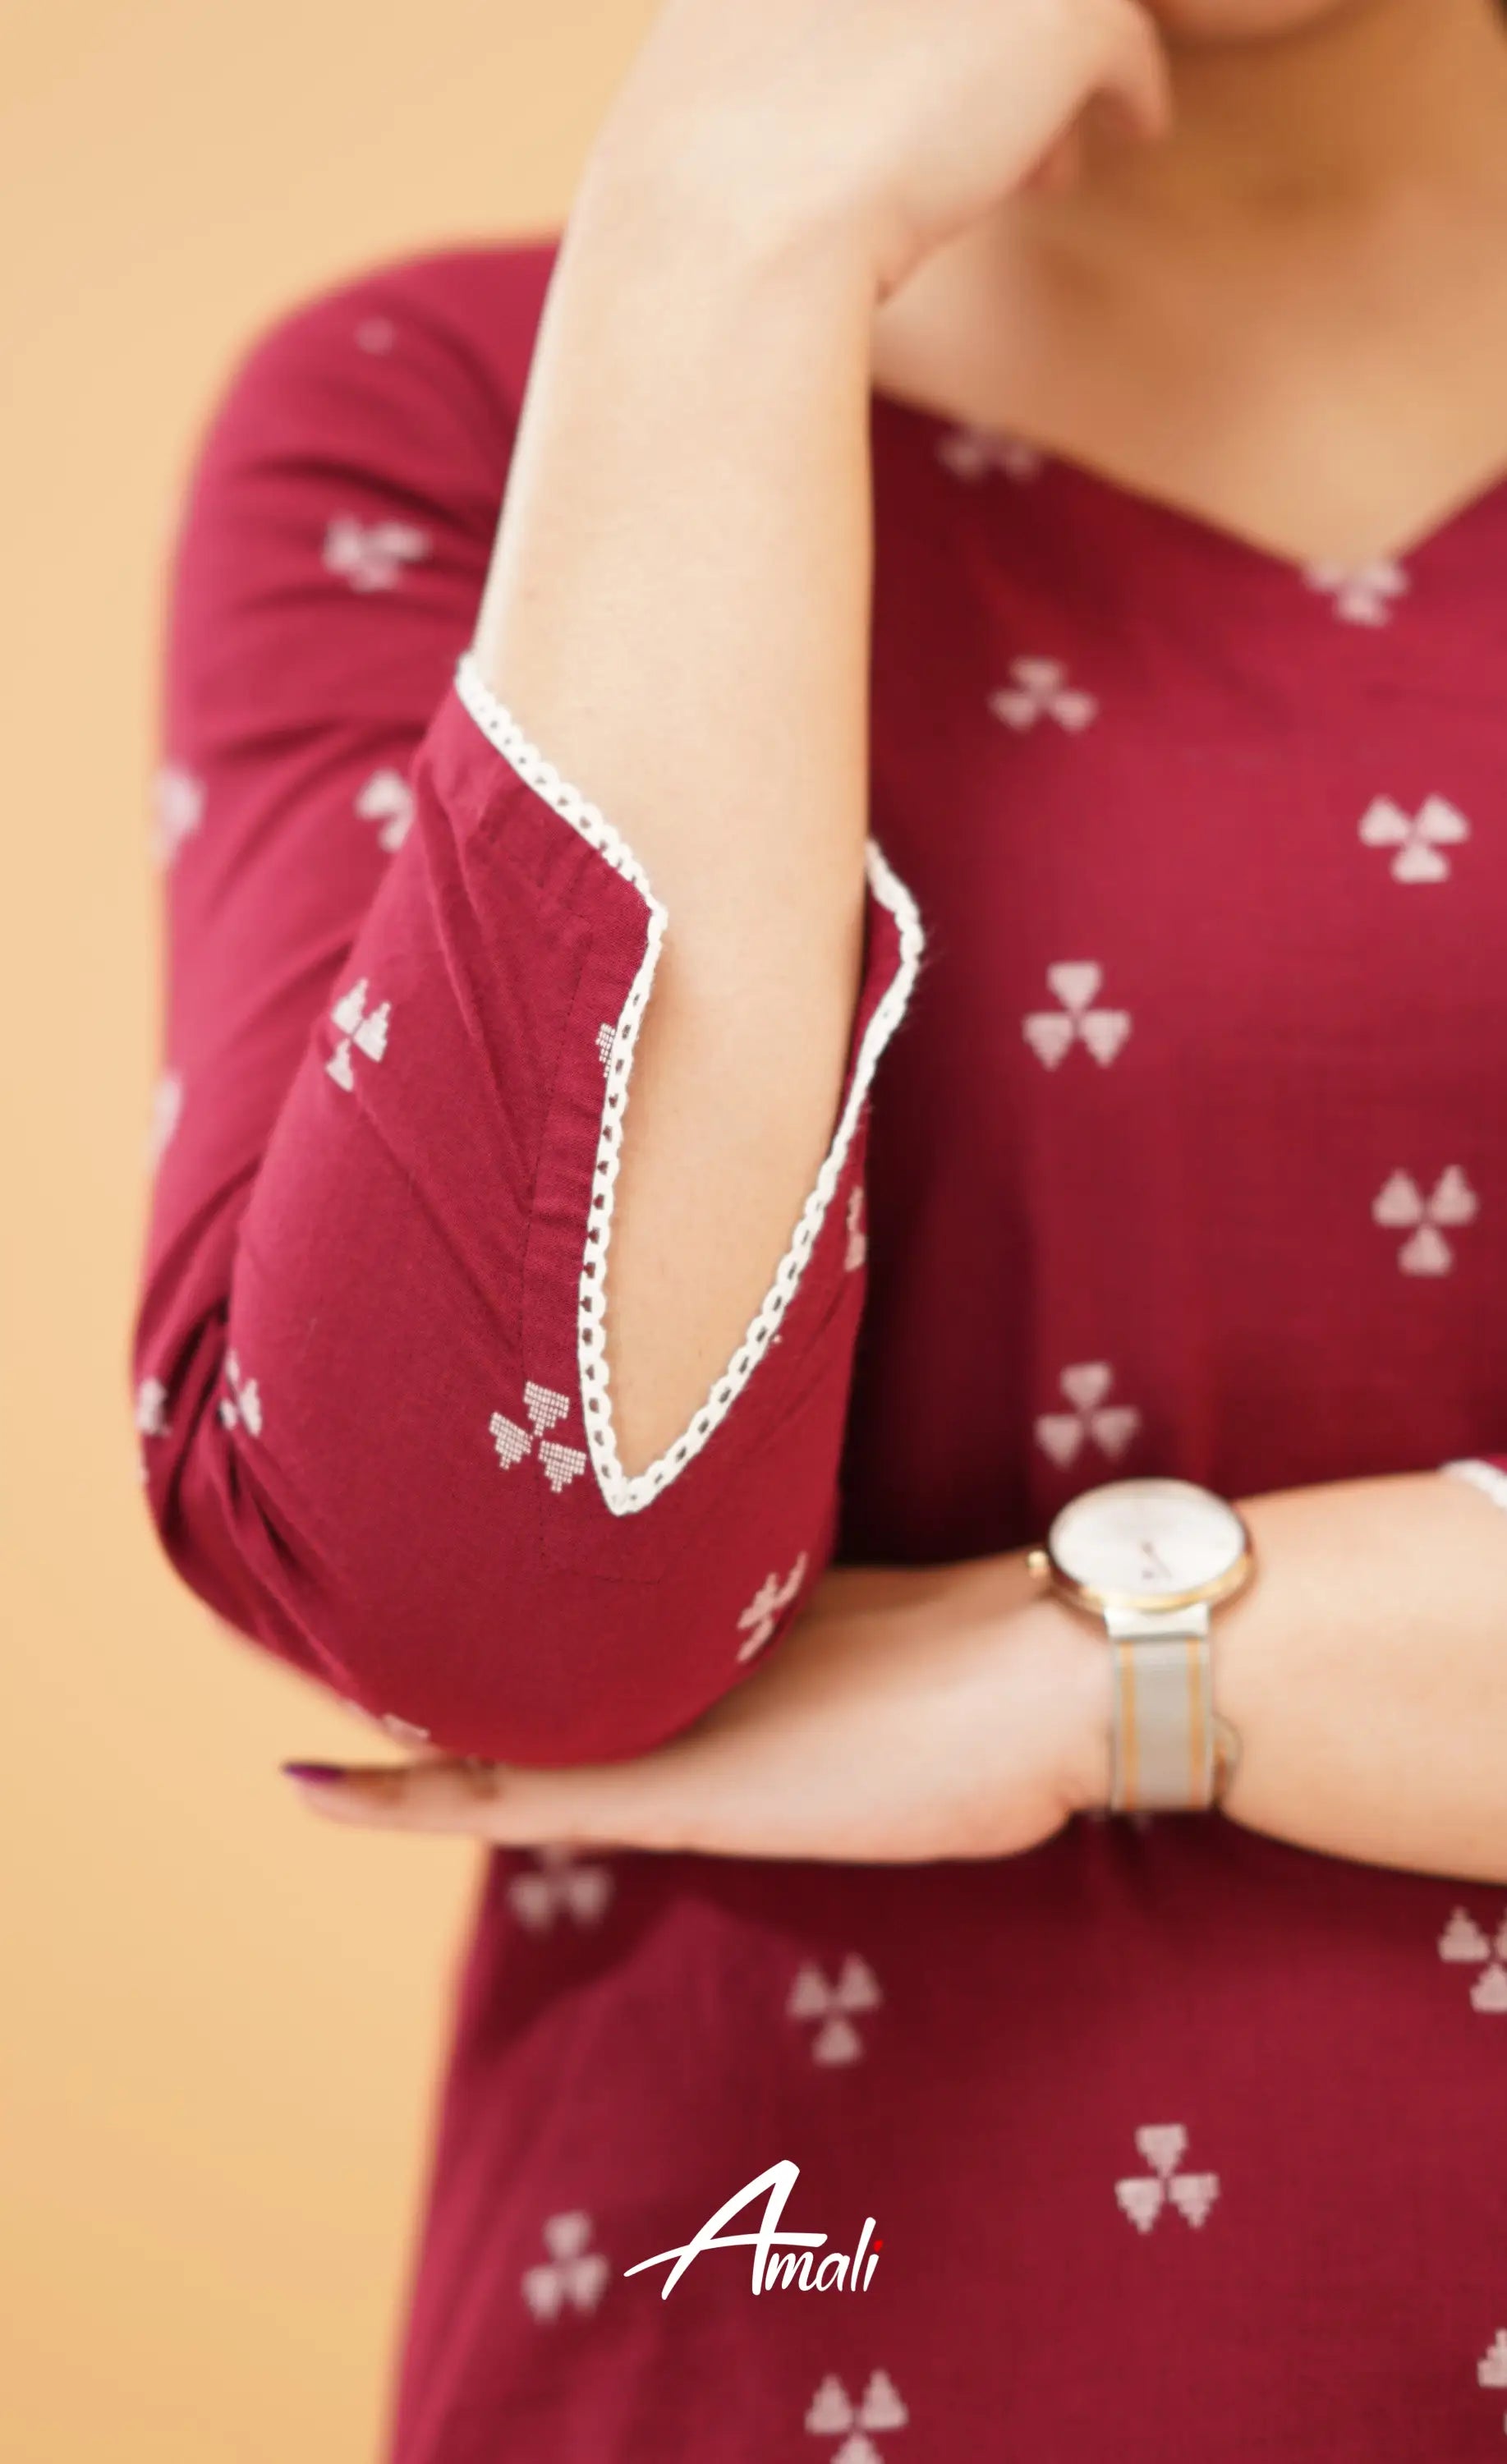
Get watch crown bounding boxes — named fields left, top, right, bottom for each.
left=1026, top=1547, right=1050, bottom=1582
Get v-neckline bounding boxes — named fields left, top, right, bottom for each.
left=873, top=380, right=1507, bottom=582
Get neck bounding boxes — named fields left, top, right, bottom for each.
left=1070, top=0, right=1507, bottom=232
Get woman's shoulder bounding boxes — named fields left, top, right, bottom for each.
left=205, top=232, right=565, bottom=450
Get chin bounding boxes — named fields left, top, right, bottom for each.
left=1142, top=0, right=1364, bottom=39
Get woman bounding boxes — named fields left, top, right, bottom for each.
left=134, top=0, right=1507, bottom=2453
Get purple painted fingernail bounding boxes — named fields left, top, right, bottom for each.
left=280, top=1760, right=348, bottom=1784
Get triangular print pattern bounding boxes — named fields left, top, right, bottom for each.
left=806, top=2368, right=908, bottom=2457
left=323, top=513, right=431, bottom=593
left=1371, top=1167, right=1478, bottom=1274
left=788, top=1954, right=884, bottom=2066
left=935, top=425, right=1044, bottom=484
left=509, top=1844, right=615, bottom=1932
left=326, top=977, right=391, bottom=1092
left=217, top=1350, right=262, bottom=1437
left=1358, top=795, right=1469, bottom=884
left=1035, top=1362, right=1142, bottom=1468
left=1114, top=2123, right=1220, bottom=2234
left=354, top=765, right=414, bottom=853
left=521, top=2212, right=608, bottom=2321
left=489, top=1381, right=589, bottom=1496
left=1477, top=2328, right=1507, bottom=2436
left=1303, top=558, right=1408, bottom=626
left=135, top=1376, right=171, bottom=1439
left=1478, top=2327, right=1507, bottom=2387
left=736, top=1551, right=810, bottom=1663
left=1024, top=963, right=1132, bottom=1069
left=989, top=655, right=1098, bottom=733
left=151, top=763, right=204, bottom=869
left=1438, top=1905, right=1507, bottom=2014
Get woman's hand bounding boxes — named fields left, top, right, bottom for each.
left=590, top=0, right=1174, bottom=303
left=282, top=1554, right=1112, bottom=1863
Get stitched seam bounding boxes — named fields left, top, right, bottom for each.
left=455, top=645, right=926, bottom=1518
left=513, top=922, right=595, bottom=1574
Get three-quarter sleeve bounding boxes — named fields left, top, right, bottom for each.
left=130, top=252, right=926, bottom=1765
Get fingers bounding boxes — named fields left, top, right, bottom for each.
left=1022, top=5, right=1173, bottom=200
left=279, top=1749, right=691, bottom=1850
left=283, top=1754, right=518, bottom=1834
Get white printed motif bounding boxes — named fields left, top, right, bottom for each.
left=989, top=656, right=1098, bottom=734
left=521, top=2213, right=609, bottom=2321
left=1478, top=2328, right=1507, bottom=2435
left=135, top=1376, right=172, bottom=1438
left=595, top=1021, right=616, bottom=1069
left=1035, top=1363, right=1141, bottom=1468
left=489, top=1381, right=589, bottom=1496
left=936, top=424, right=1044, bottom=484
left=788, top=1955, right=883, bottom=2066
left=218, top=1350, right=262, bottom=1437
left=1438, top=1906, right=1507, bottom=2014
left=736, top=1551, right=810, bottom=1664
left=326, top=977, right=390, bottom=1091
left=806, top=2368, right=909, bottom=2458
left=145, top=1069, right=183, bottom=1171
left=844, top=1184, right=868, bottom=1271
left=355, top=766, right=414, bottom=853
left=151, top=763, right=204, bottom=869
left=354, top=316, right=396, bottom=353
left=1371, top=1166, right=1478, bottom=1275
left=1303, top=558, right=1408, bottom=626
left=509, top=1845, right=614, bottom=1932
left=1358, top=795, right=1469, bottom=884
left=323, top=513, right=431, bottom=593
left=1023, top=963, right=1132, bottom=1069
left=1114, top=2125, right=1220, bottom=2233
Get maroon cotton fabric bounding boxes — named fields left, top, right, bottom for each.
left=133, top=235, right=1507, bottom=2461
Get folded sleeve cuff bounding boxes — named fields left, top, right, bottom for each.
left=438, top=644, right=926, bottom=1522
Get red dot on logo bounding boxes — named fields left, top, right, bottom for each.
left=873, top=2238, right=883, bottom=2250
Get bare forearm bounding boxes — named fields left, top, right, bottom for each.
left=457, top=0, right=1175, bottom=1488
left=659, top=1476, right=1507, bottom=1875
left=782, top=1473, right=1507, bottom=1882
left=288, top=1475, right=1507, bottom=1877
left=1197, top=1471, right=1507, bottom=1882
left=471, top=161, right=880, bottom=1480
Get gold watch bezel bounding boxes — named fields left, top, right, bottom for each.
left=1027, top=1488, right=1257, bottom=1620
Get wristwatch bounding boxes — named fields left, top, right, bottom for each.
left=1027, top=1477, right=1255, bottom=1814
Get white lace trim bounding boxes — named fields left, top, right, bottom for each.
left=454, top=646, right=926, bottom=1515
left=1440, top=1457, right=1507, bottom=1515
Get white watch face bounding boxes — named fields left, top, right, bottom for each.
left=1046, top=1478, right=1247, bottom=1606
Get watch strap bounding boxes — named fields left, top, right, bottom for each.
left=1105, top=1606, right=1232, bottom=1813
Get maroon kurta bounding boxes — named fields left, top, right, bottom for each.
left=133, top=233, right=1507, bottom=2461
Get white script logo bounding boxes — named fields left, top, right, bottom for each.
left=623, top=2160, right=882, bottom=2299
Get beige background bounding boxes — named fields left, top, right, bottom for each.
left=3, top=7, right=653, bottom=2457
